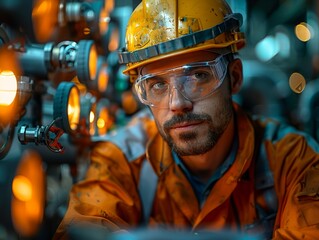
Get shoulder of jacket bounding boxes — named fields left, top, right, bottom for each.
left=253, top=116, right=318, bottom=149
left=92, top=108, right=154, bottom=161
left=253, top=116, right=319, bottom=190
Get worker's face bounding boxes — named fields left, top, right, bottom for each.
left=139, top=51, right=243, bottom=156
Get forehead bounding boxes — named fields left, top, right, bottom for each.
left=140, top=51, right=219, bottom=75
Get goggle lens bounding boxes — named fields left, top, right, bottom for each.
left=135, top=55, right=228, bottom=108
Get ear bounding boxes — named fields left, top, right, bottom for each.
left=228, top=58, right=243, bottom=94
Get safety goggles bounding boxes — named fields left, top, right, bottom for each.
left=134, top=55, right=229, bottom=108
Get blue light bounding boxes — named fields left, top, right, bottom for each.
left=255, top=32, right=290, bottom=61
left=255, top=36, right=279, bottom=61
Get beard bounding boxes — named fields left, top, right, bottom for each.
left=156, top=98, right=233, bottom=156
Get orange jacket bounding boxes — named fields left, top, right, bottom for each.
left=54, top=104, right=319, bottom=239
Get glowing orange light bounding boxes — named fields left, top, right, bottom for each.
left=12, top=175, right=33, bottom=202
left=105, top=0, right=114, bottom=13
left=89, top=45, right=98, bottom=81
left=289, top=72, right=306, bottom=94
left=98, top=65, right=109, bottom=93
left=97, top=117, right=106, bottom=129
left=109, top=27, right=119, bottom=51
left=83, top=27, right=91, bottom=35
left=68, top=86, right=80, bottom=130
left=99, top=9, right=110, bottom=36
left=0, top=71, right=17, bottom=106
left=295, top=22, right=312, bottom=42
left=89, top=111, right=95, bottom=123
left=97, top=107, right=110, bottom=135
left=26, top=198, right=42, bottom=222
left=11, top=150, right=45, bottom=237
left=89, top=104, right=97, bottom=136
left=32, top=0, right=58, bottom=42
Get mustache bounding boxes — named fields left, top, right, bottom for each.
left=163, top=112, right=212, bottom=129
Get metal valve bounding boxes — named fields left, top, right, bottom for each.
left=18, top=118, right=65, bottom=153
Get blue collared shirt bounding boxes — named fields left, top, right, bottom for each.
left=172, top=137, right=238, bottom=208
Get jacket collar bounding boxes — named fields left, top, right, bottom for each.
left=146, top=103, right=256, bottom=225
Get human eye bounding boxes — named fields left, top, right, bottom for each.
left=190, top=68, right=212, bottom=83
left=146, top=78, right=168, bottom=94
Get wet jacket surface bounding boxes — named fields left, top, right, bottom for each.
left=54, top=104, right=319, bottom=240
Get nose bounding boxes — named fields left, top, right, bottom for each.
left=169, top=86, right=193, bottom=112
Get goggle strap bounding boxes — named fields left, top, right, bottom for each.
left=214, top=56, right=228, bottom=80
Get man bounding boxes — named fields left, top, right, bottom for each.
left=54, top=0, right=319, bottom=239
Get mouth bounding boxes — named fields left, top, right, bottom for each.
left=169, top=121, right=204, bottom=131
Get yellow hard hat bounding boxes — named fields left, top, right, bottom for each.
left=118, top=0, right=245, bottom=81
